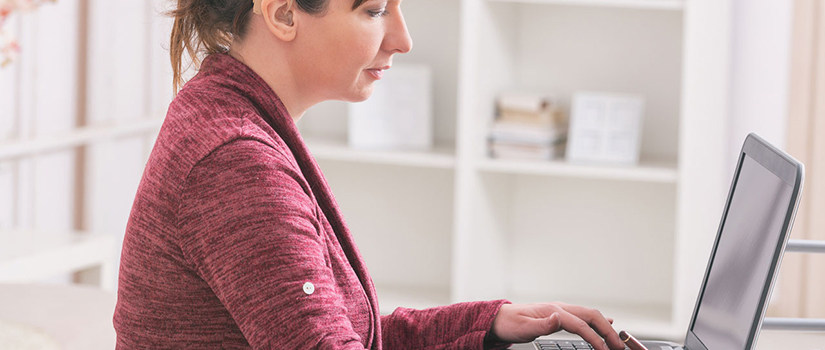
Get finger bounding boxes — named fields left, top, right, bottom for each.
left=521, top=312, right=562, bottom=341
left=607, top=317, right=614, bottom=324
left=546, top=312, right=562, bottom=333
left=564, top=306, right=624, bottom=350
left=557, top=311, right=610, bottom=350
left=587, top=315, right=623, bottom=350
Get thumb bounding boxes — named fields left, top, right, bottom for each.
left=544, top=313, right=562, bottom=334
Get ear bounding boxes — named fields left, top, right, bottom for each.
left=260, top=0, right=297, bottom=42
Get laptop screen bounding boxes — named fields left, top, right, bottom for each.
left=690, top=154, right=794, bottom=349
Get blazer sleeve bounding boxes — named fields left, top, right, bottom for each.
left=176, top=138, right=367, bottom=349
left=380, top=300, right=513, bottom=350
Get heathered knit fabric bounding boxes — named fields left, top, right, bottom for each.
left=113, top=53, right=510, bottom=349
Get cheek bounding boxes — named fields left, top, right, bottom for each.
left=330, top=35, right=381, bottom=84
left=299, top=18, right=385, bottom=97
left=314, top=30, right=372, bottom=79
left=295, top=31, right=350, bottom=91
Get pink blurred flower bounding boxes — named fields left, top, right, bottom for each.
left=1, top=0, right=56, bottom=68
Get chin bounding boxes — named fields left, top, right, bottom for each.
left=347, top=88, right=375, bottom=103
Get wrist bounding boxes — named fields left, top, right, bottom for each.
left=485, top=302, right=513, bottom=349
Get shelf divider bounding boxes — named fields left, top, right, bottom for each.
left=304, top=136, right=456, bottom=170
left=476, top=157, right=678, bottom=183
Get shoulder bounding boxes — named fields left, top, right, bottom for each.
left=180, top=136, right=313, bottom=206
left=156, top=88, right=295, bottom=177
left=136, top=94, right=301, bottom=223
left=177, top=138, right=319, bottom=241
left=190, top=138, right=297, bottom=182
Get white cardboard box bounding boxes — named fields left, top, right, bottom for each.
left=566, top=92, right=645, bottom=165
left=348, top=64, right=433, bottom=150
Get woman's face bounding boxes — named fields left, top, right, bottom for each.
left=292, top=0, right=412, bottom=102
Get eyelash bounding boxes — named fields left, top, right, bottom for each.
left=368, top=8, right=389, bottom=17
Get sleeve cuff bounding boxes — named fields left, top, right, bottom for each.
left=483, top=299, right=513, bottom=350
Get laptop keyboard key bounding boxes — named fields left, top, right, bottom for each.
left=535, top=339, right=595, bottom=350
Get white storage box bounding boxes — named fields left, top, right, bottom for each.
left=566, top=92, right=645, bottom=165
left=348, top=64, right=433, bottom=150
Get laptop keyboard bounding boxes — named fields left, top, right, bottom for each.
left=535, top=339, right=630, bottom=350
left=535, top=339, right=597, bottom=349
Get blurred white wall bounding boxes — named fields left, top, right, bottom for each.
left=0, top=0, right=173, bottom=287
left=728, top=0, right=793, bottom=166
left=1, top=0, right=83, bottom=287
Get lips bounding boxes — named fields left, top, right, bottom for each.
left=366, top=66, right=389, bottom=80
left=366, top=69, right=383, bottom=80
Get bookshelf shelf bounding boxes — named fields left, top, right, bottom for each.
left=304, top=136, right=456, bottom=170
left=475, top=157, right=678, bottom=183
left=486, top=0, right=684, bottom=10
left=0, top=230, right=117, bottom=290
left=0, top=118, right=162, bottom=161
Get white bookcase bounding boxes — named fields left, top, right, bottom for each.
left=299, top=0, right=731, bottom=339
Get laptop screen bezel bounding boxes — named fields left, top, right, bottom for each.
left=683, top=133, right=804, bottom=350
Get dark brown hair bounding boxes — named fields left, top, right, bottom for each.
left=169, top=0, right=367, bottom=92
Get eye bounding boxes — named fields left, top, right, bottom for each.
left=367, top=8, right=389, bottom=18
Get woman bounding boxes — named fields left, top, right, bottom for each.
left=114, top=0, right=625, bottom=349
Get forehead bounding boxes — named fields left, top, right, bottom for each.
left=322, top=0, right=367, bottom=11
left=321, top=0, right=400, bottom=15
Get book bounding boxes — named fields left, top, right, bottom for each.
left=497, top=93, right=553, bottom=113
left=489, top=142, right=565, bottom=161
left=489, top=121, right=565, bottom=145
left=495, top=93, right=567, bottom=127
left=487, top=92, right=569, bottom=161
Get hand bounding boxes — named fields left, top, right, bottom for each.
left=490, top=302, right=625, bottom=350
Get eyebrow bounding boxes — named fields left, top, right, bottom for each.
left=352, top=0, right=375, bottom=9
left=355, top=0, right=396, bottom=8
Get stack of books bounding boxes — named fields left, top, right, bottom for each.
left=488, top=94, right=567, bottom=161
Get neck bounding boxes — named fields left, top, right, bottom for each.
left=228, top=40, right=309, bottom=123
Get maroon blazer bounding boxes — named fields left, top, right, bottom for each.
left=114, top=53, right=510, bottom=349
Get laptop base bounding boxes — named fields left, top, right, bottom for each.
left=509, top=339, right=682, bottom=350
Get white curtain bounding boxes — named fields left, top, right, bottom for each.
left=769, top=0, right=825, bottom=319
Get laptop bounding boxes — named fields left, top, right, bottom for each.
left=511, top=133, right=805, bottom=350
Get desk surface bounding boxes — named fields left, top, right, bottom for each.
left=756, top=329, right=825, bottom=349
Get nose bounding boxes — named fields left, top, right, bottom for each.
left=385, top=8, right=413, bottom=54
